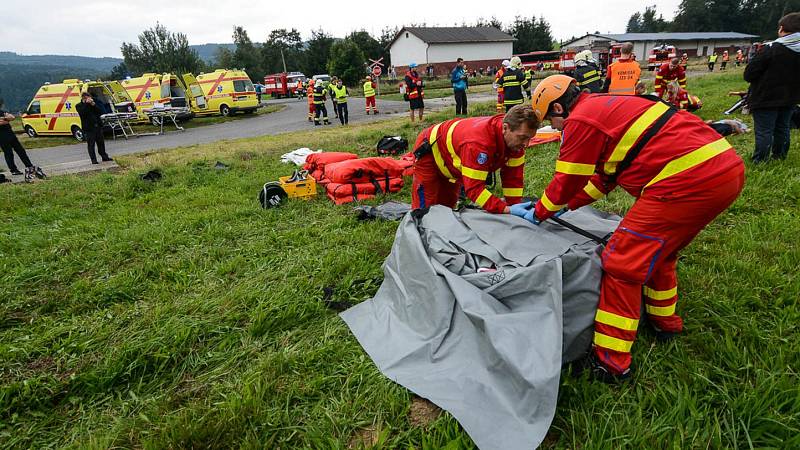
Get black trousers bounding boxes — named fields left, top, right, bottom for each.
left=1, top=136, right=33, bottom=172
left=337, top=102, right=348, bottom=125
left=454, top=90, right=467, bottom=115
left=85, top=128, right=109, bottom=162
left=314, top=104, right=329, bottom=124
left=332, top=100, right=338, bottom=117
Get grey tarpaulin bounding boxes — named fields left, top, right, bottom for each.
left=340, top=205, right=620, bottom=450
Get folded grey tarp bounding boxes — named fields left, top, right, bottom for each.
left=341, top=205, right=621, bottom=450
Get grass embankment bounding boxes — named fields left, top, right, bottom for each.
left=10, top=104, right=285, bottom=151
left=1, top=71, right=799, bottom=448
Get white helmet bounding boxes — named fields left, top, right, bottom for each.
left=574, top=50, right=593, bottom=63
left=510, top=56, right=522, bottom=68
left=501, top=59, right=511, bottom=68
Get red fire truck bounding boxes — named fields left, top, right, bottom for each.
left=647, top=44, right=677, bottom=71
left=514, top=50, right=577, bottom=74
left=263, top=72, right=307, bottom=98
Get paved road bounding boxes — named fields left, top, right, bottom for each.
left=9, top=93, right=493, bottom=179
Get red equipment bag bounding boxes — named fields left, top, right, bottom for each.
left=325, top=177, right=405, bottom=205
left=323, top=157, right=409, bottom=184
left=399, top=152, right=415, bottom=177
left=303, top=152, right=359, bottom=184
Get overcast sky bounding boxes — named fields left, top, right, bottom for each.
left=2, top=0, right=682, bottom=58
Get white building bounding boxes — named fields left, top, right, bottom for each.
left=564, top=32, right=758, bottom=61
left=388, top=27, right=514, bottom=76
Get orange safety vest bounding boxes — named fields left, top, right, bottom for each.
left=607, top=59, right=641, bottom=95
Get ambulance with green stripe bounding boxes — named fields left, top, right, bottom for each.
left=190, top=69, right=259, bottom=116
left=21, top=79, right=135, bottom=140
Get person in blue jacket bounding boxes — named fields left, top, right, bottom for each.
left=451, top=58, right=469, bottom=115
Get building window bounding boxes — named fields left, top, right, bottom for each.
left=406, top=32, right=409, bottom=38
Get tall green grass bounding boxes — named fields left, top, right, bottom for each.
left=1, top=69, right=798, bottom=448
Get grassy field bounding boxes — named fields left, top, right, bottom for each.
left=1, top=70, right=799, bottom=449
left=10, top=104, right=285, bottom=151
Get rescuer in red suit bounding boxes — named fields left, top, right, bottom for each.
left=654, top=57, right=687, bottom=98
left=513, top=75, right=745, bottom=382
left=411, top=104, right=538, bottom=214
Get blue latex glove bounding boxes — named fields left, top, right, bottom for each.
left=509, top=201, right=533, bottom=218
left=524, top=208, right=541, bottom=225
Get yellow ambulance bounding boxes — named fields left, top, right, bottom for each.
left=22, top=79, right=135, bottom=140
left=121, top=73, right=209, bottom=122
left=190, top=69, right=259, bottom=116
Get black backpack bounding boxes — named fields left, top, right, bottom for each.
left=376, top=135, right=408, bottom=156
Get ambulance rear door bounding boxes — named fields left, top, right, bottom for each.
left=182, top=73, right=208, bottom=111
left=106, top=81, right=136, bottom=113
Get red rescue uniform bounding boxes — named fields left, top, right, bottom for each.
left=667, top=88, right=701, bottom=111
left=654, top=62, right=687, bottom=98
left=533, top=93, right=745, bottom=374
left=412, top=115, right=526, bottom=213
left=495, top=67, right=506, bottom=112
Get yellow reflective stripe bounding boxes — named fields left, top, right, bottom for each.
left=643, top=286, right=678, bottom=300
left=462, top=166, right=488, bottom=180
left=555, top=160, right=595, bottom=176
left=655, top=75, right=663, bottom=79
left=646, top=303, right=676, bottom=317
left=584, top=70, right=598, bottom=77
left=445, top=120, right=463, bottom=174
left=504, top=99, right=524, bottom=105
left=583, top=181, right=605, bottom=200
left=604, top=102, right=670, bottom=175
left=595, top=310, right=639, bottom=331
left=540, top=192, right=566, bottom=212
left=644, top=138, right=731, bottom=189
left=506, top=156, right=525, bottom=167
left=593, top=332, right=633, bottom=352
left=475, top=189, right=493, bottom=207
left=579, top=76, right=601, bottom=85
left=430, top=123, right=456, bottom=181
left=503, top=187, right=523, bottom=197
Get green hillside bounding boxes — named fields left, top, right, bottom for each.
left=0, top=52, right=122, bottom=112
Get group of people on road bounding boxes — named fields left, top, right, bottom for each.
left=408, top=11, right=800, bottom=383
left=304, top=75, right=379, bottom=127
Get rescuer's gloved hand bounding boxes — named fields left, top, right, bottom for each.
left=524, top=208, right=541, bottom=225
left=510, top=201, right=533, bottom=218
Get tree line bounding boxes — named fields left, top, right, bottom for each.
left=118, top=18, right=555, bottom=87
left=626, top=0, right=799, bottom=37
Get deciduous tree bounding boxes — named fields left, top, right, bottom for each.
left=121, top=23, right=202, bottom=76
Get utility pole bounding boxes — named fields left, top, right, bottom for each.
left=280, top=48, right=287, bottom=73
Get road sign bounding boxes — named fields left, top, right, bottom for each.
left=372, top=65, right=382, bottom=77
left=369, top=57, right=385, bottom=67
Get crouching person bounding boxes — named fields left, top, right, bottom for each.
left=515, top=75, right=745, bottom=382
left=411, top=104, right=538, bottom=213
